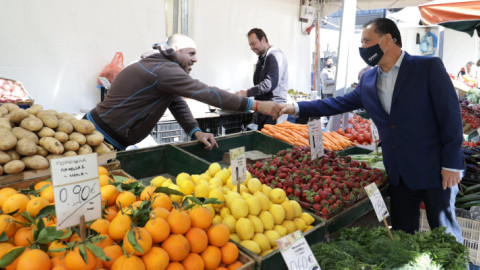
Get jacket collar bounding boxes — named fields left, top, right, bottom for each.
left=391, top=52, right=415, bottom=107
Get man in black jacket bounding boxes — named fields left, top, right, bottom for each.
left=236, top=28, right=289, bottom=130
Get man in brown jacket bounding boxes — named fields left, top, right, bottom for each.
left=87, top=34, right=281, bottom=150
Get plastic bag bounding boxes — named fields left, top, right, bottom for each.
left=97, top=52, right=124, bottom=85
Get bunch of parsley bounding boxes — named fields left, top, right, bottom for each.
left=311, top=227, right=469, bottom=269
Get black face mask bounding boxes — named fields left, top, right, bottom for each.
left=326, top=64, right=333, bottom=68
left=359, top=43, right=384, bottom=66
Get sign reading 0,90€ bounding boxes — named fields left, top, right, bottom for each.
left=51, top=153, right=102, bottom=230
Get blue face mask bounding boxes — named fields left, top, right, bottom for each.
left=359, top=37, right=385, bottom=66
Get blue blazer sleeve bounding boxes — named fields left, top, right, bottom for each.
left=298, top=84, right=363, bottom=118
left=429, top=57, right=464, bottom=169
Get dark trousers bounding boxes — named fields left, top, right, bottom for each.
left=389, top=178, right=463, bottom=243
left=252, top=112, right=276, bottom=131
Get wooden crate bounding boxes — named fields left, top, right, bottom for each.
left=237, top=249, right=255, bottom=270
left=110, top=168, right=137, bottom=182
left=0, top=152, right=117, bottom=189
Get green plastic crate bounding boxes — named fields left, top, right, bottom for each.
left=116, top=144, right=210, bottom=185
left=176, top=131, right=293, bottom=166
left=337, top=146, right=374, bottom=156
left=235, top=216, right=325, bottom=270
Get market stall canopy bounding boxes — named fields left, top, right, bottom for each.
left=387, top=6, right=422, bottom=25
left=317, top=0, right=432, bottom=17
left=419, top=0, right=480, bottom=36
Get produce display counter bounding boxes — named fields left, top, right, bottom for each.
left=0, top=129, right=389, bottom=269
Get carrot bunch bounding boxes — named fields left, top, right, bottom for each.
left=260, top=121, right=356, bottom=151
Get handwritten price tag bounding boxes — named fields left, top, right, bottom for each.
left=365, top=183, right=389, bottom=222
left=51, top=153, right=102, bottom=230
left=277, top=230, right=321, bottom=270
left=308, top=119, right=323, bottom=161
left=230, top=146, right=246, bottom=185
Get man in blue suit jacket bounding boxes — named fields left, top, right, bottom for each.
left=278, top=18, right=464, bottom=242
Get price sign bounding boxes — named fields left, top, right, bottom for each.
left=308, top=119, right=323, bottom=160
left=370, top=121, right=379, bottom=142
left=277, top=230, right=321, bottom=270
left=230, top=146, right=246, bottom=185
left=98, top=77, right=111, bottom=89
left=364, top=183, right=389, bottom=222
left=51, top=153, right=102, bottom=230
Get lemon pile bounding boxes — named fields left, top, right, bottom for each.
left=150, top=163, right=316, bottom=256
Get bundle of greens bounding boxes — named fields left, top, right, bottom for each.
left=311, top=227, right=469, bottom=269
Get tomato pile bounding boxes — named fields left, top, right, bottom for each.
left=461, top=108, right=480, bottom=133
left=336, top=115, right=373, bottom=145
left=246, top=146, right=388, bottom=219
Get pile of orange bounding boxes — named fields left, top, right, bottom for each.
left=0, top=166, right=246, bottom=270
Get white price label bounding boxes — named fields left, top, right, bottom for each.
left=365, top=183, right=389, bottom=222
left=477, top=127, right=480, bottom=136
left=51, top=153, right=102, bottom=230
left=308, top=119, right=323, bottom=160
left=98, top=77, right=111, bottom=89
left=370, top=121, right=379, bottom=142
left=230, top=146, right=246, bottom=185
left=277, top=230, right=321, bottom=270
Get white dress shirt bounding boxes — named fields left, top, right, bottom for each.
left=377, top=51, right=405, bottom=114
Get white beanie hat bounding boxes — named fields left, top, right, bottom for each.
left=167, top=34, right=197, bottom=50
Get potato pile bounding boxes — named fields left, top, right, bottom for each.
left=0, top=103, right=113, bottom=175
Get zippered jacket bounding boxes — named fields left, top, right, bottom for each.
left=247, top=46, right=288, bottom=103
left=88, top=48, right=252, bottom=149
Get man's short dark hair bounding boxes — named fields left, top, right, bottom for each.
left=364, top=18, right=402, bottom=48
left=325, top=57, right=332, bottom=63
left=248, top=28, right=269, bottom=43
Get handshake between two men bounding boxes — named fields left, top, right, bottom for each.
left=255, top=102, right=295, bottom=121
